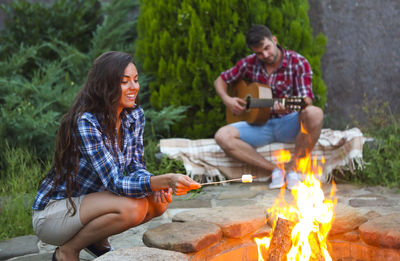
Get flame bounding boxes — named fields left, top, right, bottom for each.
left=300, top=121, right=309, bottom=135
left=255, top=150, right=336, bottom=261
left=254, top=237, right=271, bottom=260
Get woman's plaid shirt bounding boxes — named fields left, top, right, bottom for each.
left=32, top=107, right=152, bottom=210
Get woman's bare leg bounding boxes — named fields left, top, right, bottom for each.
left=55, top=191, right=168, bottom=261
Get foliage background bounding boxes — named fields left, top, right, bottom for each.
left=136, top=0, right=327, bottom=138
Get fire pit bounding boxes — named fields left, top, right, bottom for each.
left=98, top=151, right=400, bottom=261
left=98, top=185, right=400, bottom=261
left=142, top=150, right=400, bottom=261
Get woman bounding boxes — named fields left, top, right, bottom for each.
left=32, top=51, right=200, bottom=261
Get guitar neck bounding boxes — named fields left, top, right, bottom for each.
left=248, top=98, right=285, bottom=108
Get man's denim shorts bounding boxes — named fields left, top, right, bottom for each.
left=230, top=112, right=300, bottom=147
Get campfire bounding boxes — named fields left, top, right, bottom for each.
left=254, top=150, right=337, bottom=261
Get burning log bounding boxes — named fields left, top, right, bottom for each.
left=262, top=217, right=325, bottom=261
left=255, top=150, right=335, bottom=261
left=308, top=231, right=326, bottom=261
left=264, top=217, right=295, bottom=261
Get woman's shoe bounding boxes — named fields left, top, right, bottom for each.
left=84, top=244, right=113, bottom=258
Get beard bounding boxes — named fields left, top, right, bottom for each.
left=262, top=51, right=278, bottom=65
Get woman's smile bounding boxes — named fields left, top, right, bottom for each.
left=119, top=63, right=140, bottom=114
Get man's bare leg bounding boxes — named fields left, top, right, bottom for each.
left=215, top=106, right=323, bottom=174
left=287, top=105, right=324, bottom=170
left=215, top=125, right=276, bottom=175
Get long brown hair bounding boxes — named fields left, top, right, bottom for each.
left=43, top=51, right=133, bottom=215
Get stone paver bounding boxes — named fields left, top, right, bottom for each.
left=329, top=203, right=368, bottom=235
left=0, top=235, right=38, bottom=260
left=7, top=252, right=53, bottom=261
left=169, top=198, right=212, bottom=208
left=143, top=222, right=222, bottom=253
left=95, top=247, right=188, bottom=261
left=349, top=198, right=398, bottom=208
left=359, top=213, right=400, bottom=249
left=330, top=240, right=400, bottom=261
left=2, top=182, right=400, bottom=260
left=172, top=205, right=266, bottom=238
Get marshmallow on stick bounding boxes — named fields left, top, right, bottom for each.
left=200, top=174, right=255, bottom=186
left=241, top=174, right=253, bottom=183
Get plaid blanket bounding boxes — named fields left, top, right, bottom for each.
left=159, top=128, right=364, bottom=183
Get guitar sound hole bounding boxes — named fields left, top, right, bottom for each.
left=245, top=96, right=251, bottom=110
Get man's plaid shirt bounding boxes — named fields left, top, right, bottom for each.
left=220, top=47, right=314, bottom=117
left=33, top=107, right=153, bottom=210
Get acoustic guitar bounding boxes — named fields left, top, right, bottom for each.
left=226, top=80, right=306, bottom=125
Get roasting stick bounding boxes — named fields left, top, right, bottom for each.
left=200, top=174, right=256, bottom=186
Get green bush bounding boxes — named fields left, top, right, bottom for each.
left=136, top=0, right=327, bottom=138
left=0, top=0, right=141, bottom=159
left=144, top=106, right=189, bottom=140
left=0, top=0, right=102, bottom=158
left=144, top=140, right=186, bottom=176
left=360, top=122, right=400, bottom=188
left=0, top=0, right=101, bottom=60
left=0, top=43, right=88, bottom=157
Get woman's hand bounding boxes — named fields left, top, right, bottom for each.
left=152, top=188, right=173, bottom=204
left=150, top=174, right=201, bottom=196
left=168, top=174, right=201, bottom=196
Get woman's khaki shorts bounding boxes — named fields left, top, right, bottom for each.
left=32, top=195, right=85, bottom=246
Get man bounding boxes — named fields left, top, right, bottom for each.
left=214, top=24, right=323, bottom=190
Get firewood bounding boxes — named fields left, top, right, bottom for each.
left=261, top=218, right=327, bottom=261
left=264, top=217, right=295, bottom=261
left=308, top=231, right=325, bottom=261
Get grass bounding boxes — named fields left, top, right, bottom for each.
left=344, top=96, right=400, bottom=189
left=0, top=144, right=50, bottom=240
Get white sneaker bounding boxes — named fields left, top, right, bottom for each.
left=286, top=171, right=301, bottom=190
left=269, top=168, right=285, bottom=189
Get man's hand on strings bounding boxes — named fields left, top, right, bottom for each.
left=226, top=97, right=247, bottom=115
left=273, top=99, right=288, bottom=114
